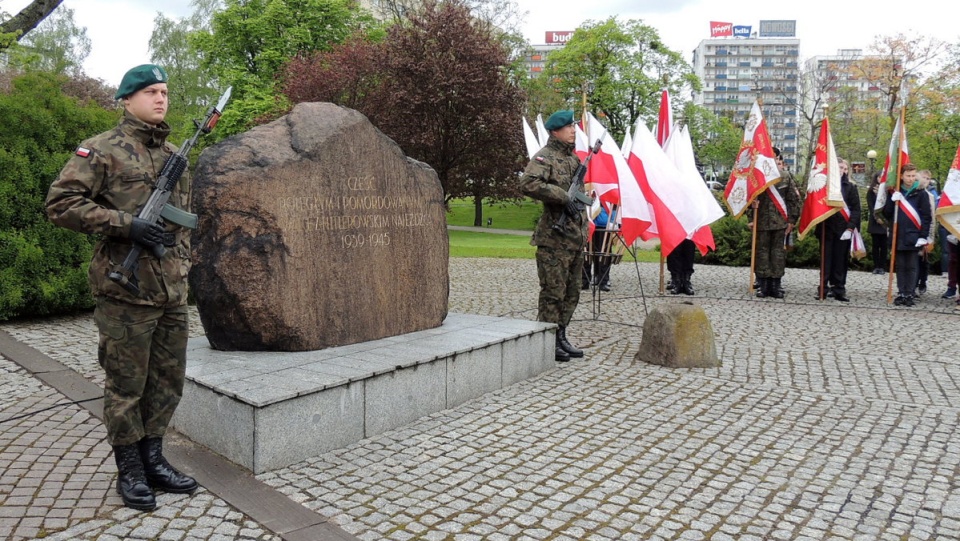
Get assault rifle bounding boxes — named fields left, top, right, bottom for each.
left=108, top=86, right=232, bottom=296
left=552, top=137, right=603, bottom=232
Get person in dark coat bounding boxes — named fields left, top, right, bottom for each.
left=883, top=164, right=933, bottom=306
left=866, top=172, right=889, bottom=274
left=815, top=159, right=861, bottom=301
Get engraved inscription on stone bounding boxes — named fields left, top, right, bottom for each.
left=189, top=102, right=449, bottom=352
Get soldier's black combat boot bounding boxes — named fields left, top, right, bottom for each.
left=557, top=327, right=584, bottom=358
left=555, top=334, right=571, bottom=362
left=771, top=277, right=785, bottom=299
left=755, top=277, right=768, bottom=298
left=139, top=437, right=199, bottom=494
left=113, top=444, right=157, bottom=511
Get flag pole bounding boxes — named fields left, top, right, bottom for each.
left=885, top=104, right=907, bottom=304
left=749, top=199, right=759, bottom=293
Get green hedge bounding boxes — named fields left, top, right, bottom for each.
left=0, top=72, right=116, bottom=320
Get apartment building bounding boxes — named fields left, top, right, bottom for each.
left=692, top=24, right=801, bottom=169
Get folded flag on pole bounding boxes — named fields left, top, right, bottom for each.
left=723, top=100, right=780, bottom=218
left=797, top=116, right=844, bottom=239
left=522, top=117, right=541, bottom=160
left=937, top=142, right=960, bottom=237
left=655, top=89, right=672, bottom=147
left=535, top=114, right=549, bottom=149
left=873, top=115, right=910, bottom=213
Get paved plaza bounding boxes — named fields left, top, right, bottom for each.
left=2, top=255, right=959, bottom=541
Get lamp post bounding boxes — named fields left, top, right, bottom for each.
left=867, top=149, right=877, bottom=180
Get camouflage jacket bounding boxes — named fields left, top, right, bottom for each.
left=750, top=169, right=801, bottom=230
left=45, top=110, right=191, bottom=308
left=519, top=136, right=588, bottom=250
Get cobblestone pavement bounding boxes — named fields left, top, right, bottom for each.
left=2, top=258, right=958, bottom=540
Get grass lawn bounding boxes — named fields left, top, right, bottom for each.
left=446, top=198, right=540, bottom=230
left=448, top=230, right=661, bottom=263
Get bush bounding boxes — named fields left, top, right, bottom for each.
left=0, top=72, right=115, bottom=320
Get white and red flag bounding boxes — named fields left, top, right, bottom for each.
left=797, top=116, right=844, bottom=239
left=873, top=115, right=910, bottom=213
left=576, top=113, right=627, bottom=209
left=936, top=142, right=960, bottom=237
left=668, top=125, right=724, bottom=253
left=723, top=100, right=780, bottom=218
left=625, top=120, right=716, bottom=256
left=654, top=89, right=672, bottom=147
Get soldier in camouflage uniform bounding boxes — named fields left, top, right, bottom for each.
left=45, top=65, right=198, bottom=511
left=519, top=110, right=590, bottom=362
left=749, top=147, right=801, bottom=298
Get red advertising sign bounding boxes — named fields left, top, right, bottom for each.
left=545, top=31, right=574, bottom=44
left=710, top=21, right=733, bottom=37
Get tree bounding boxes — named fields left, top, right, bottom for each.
left=3, top=5, right=89, bottom=75
left=850, top=33, right=955, bottom=124
left=0, top=0, right=63, bottom=50
left=535, top=17, right=699, bottom=142
left=282, top=0, right=527, bottom=224
left=189, top=0, right=380, bottom=137
left=682, top=102, right=742, bottom=181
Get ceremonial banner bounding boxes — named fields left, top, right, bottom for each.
left=797, top=117, right=843, bottom=239
left=937, top=142, right=960, bottom=237
left=723, top=101, right=781, bottom=218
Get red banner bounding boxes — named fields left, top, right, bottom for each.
left=710, top=22, right=733, bottom=37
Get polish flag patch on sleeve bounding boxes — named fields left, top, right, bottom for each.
left=75, top=146, right=91, bottom=158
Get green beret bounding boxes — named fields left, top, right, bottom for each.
left=544, top=109, right=575, bottom=131
left=115, top=64, right=168, bottom=100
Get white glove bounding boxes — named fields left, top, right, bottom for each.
left=840, top=230, right=852, bottom=241
left=891, top=192, right=904, bottom=202
left=915, top=238, right=929, bottom=247
left=948, top=234, right=958, bottom=245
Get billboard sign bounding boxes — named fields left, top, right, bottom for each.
left=544, top=31, right=574, bottom=44
left=710, top=21, right=733, bottom=37
left=759, top=20, right=797, bottom=37
left=733, top=25, right=752, bottom=38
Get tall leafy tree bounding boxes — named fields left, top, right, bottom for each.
left=535, top=17, right=699, bottom=142
left=682, top=102, right=742, bottom=182
left=189, top=0, right=379, bottom=136
left=282, top=0, right=526, bottom=224
left=0, top=0, right=63, bottom=51
left=3, top=5, right=89, bottom=75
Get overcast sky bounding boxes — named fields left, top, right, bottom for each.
left=2, top=0, right=957, bottom=86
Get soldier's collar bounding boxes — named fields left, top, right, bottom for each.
left=120, top=110, right=172, bottom=148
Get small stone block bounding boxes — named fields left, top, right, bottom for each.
left=635, top=302, right=719, bottom=368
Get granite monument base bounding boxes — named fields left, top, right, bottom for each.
left=171, top=313, right=556, bottom=473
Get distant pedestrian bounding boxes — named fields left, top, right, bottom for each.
left=866, top=172, right=889, bottom=274
left=45, top=64, right=199, bottom=511
left=519, top=109, right=590, bottom=362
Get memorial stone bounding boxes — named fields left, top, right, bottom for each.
left=189, top=102, right=448, bottom=351
left=635, top=302, right=719, bottom=368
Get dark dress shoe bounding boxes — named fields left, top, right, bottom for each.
left=834, top=294, right=850, bottom=302
left=599, top=283, right=611, bottom=292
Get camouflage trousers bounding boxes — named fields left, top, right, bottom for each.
left=94, top=296, right=189, bottom=446
left=756, top=228, right=788, bottom=278
left=535, top=246, right=584, bottom=327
